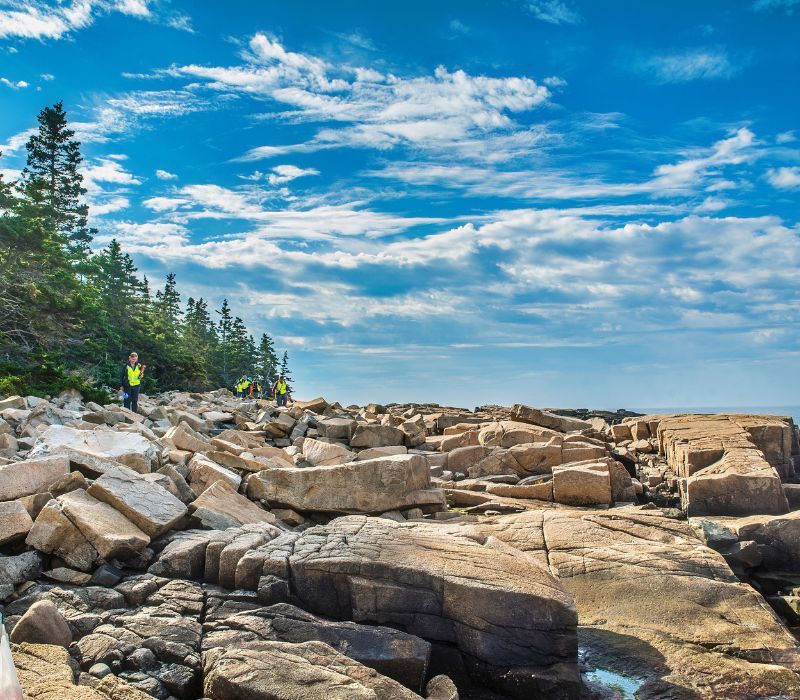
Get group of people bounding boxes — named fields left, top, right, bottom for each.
left=235, top=374, right=291, bottom=405
left=117, top=352, right=292, bottom=411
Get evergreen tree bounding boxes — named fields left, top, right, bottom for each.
left=1, top=101, right=282, bottom=399
left=20, top=101, right=94, bottom=258
left=215, top=299, right=234, bottom=388
left=279, top=350, right=293, bottom=390
left=256, top=333, right=279, bottom=386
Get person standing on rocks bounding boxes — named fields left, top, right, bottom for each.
left=119, top=352, right=145, bottom=413
left=272, top=374, right=291, bottom=407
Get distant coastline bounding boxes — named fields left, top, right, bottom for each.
left=631, top=406, right=800, bottom=425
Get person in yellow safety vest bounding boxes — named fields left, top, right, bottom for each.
left=272, top=374, right=291, bottom=407
left=235, top=375, right=250, bottom=399
left=118, top=351, right=146, bottom=413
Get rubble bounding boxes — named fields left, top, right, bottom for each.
left=0, top=390, right=799, bottom=698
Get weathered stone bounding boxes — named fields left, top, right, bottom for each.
left=478, top=508, right=800, bottom=699
left=0, top=455, right=69, bottom=500
left=87, top=465, right=188, bottom=538
left=163, top=423, right=210, bottom=453
left=29, top=425, right=159, bottom=473
left=0, top=550, right=44, bottom=589
left=301, top=437, right=356, bottom=466
left=191, top=479, right=276, bottom=529
left=354, top=445, right=407, bottom=460
left=0, top=395, right=25, bottom=411
left=203, top=640, right=422, bottom=700
left=316, top=417, right=357, bottom=440
left=350, top=424, right=406, bottom=448
left=245, top=516, right=579, bottom=697
left=721, top=510, right=800, bottom=571
left=292, top=397, right=329, bottom=413
left=25, top=498, right=99, bottom=571
left=511, top=404, right=591, bottom=433
left=246, top=454, right=445, bottom=514
left=552, top=462, right=612, bottom=506
left=203, top=601, right=431, bottom=691
left=187, top=453, right=242, bottom=495
left=58, top=489, right=150, bottom=560
left=10, top=599, right=72, bottom=647
left=0, top=500, right=33, bottom=544
left=658, top=414, right=791, bottom=515
left=478, top=421, right=561, bottom=449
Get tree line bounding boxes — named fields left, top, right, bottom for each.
left=0, top=101, right=292, bottom=400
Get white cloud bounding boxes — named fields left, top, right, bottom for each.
left=155, top=168, right=177, bottom=180
left=40, top=72, right=54, bottom=80
left=0, top=127, right=35, bottom=155
left=82, top=157, right=141, bottom=192
left=635, top=48, right=737, bottom=83
left=0, top=77, right=28, bottom=89
left=267, top=164, right=319, bottom=185
left=776, top=130, right=796, bottom=144
left=766, top=166, right=800, bottom=190
left=0, top=0, right=190, bottom=42
left=160, top=34, right=551, bottom=161
left=91, top=196, right=130, bottom=215
left=525, top=1, right=581, bottom=24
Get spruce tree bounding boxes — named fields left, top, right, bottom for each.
left=257, top=333, right=279, bottom=387
left=20, top=101, right=94, bottom=258
left=279, top=350, right=293, bottom=391
left=216, top=299, right=234, bottom=388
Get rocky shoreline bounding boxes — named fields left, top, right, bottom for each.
left=1, top=389, right=799, bottom=699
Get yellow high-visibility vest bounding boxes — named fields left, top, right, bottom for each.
left=127, top=364, right=142, bottom=386
left=276, top=380, right=287, bottom=395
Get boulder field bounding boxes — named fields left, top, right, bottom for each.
left=1, top=388, right=799, bottom=698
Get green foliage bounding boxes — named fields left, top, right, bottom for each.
left=0, top=101, right=296, bottom=398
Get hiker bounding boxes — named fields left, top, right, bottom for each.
left=119, top=352, right=145, bottom=413
left=235, top=375, right=250, bottom=399
left=250, top=378, right=262, bottom=399
left=272, top=374, right=291, bottom=406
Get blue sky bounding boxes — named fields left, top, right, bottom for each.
left=1, top=0, right=799, bottom=408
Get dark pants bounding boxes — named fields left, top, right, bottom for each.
left=123, top=385, right=140, bottom=413
left=277, top=393, right=287, bottom=406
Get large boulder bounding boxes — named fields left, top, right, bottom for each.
left=10, top=599, right=72, bottom=647
left=87, top=465, right=187, bottom=538
left=657, top=414, right=791, bottom=515
left=0, top=455, right=69, bottom=501
left=29, top=425, right=159, bottom=473
left=25, top=497, right=99, bottom=571
left=350, top=424, right=406, bottom=448
left=246, top=455, right=445, bottom=514
left=301, top=437, right=355, bottom=466
left=57, top=489, right=150, bottom=560
left=478, top=421, right=561, bottom=449
left=203, top=640, right=422, bottom=700
left=187, top=453, right=241, bottom=495
left=190, top=479, right=276, bottom=529
left=511, top=405, right=592, bottom=433
left=552, top=462, right=612, bottom=506
left=478, top=507, right=800, bottom=699
left=316, top=417, right=357, bottom=440
left=0, top=500, right=33, bottom=544
left=203, top=601, right=431, bottom=691
left=719, top=510, right=800, bottom=571
left=239, top=516, right=580, bottom=697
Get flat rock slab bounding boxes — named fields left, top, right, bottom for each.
left=0, top=455, right=69, bottom=501
left=29, top=425, right=159, bottom=474
left=190, top=478, right=276, bottom=529
left=88, top=465, right=187, bottom=538
left=203, top=640, right=421, bottom=700
left=511, top=404, right=592, bottom=433
left=350, top=424, right=406, bottom=448
left=203, top=601, right=431, bottom=691
left=246, top=454, right=445, bottom=514
left=478, top=507, right=800, bottom=699
left=242, top=515, right=579, bottom=697
left=58, top=488, right=150, bottom=560
left=25, top=498, right=99, bottom=571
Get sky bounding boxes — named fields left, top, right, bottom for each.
left=1, top=0, right=799, bottom=409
